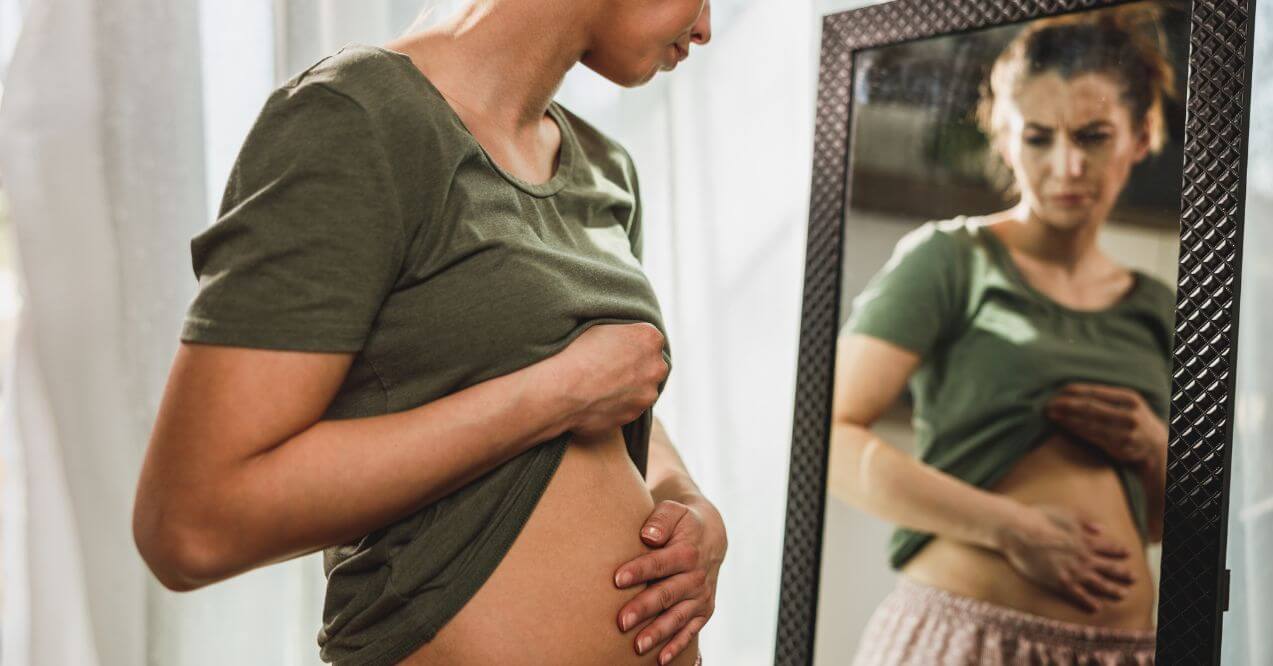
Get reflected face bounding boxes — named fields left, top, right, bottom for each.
left=998, top=72, right=1151, bottom=231
left=582, top=0, right=712, bottom=87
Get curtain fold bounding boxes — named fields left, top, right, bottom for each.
left=0, top=0, right=204, bottom=663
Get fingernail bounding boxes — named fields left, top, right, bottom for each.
left=616, top=572, right=632, bottom=587
left=623, top=613, right=637, bottom=631
left=659, top=653, right=670, bottom=665
left=639, top=636, right=653, bottom=654
left=645, top=526, right=662, bottom=540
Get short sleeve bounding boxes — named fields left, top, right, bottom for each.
left=621, top=147, right=644, bottom=264
left=843, top=223, right=966, bottom=356
left=180, top=81, right=405, bottom=353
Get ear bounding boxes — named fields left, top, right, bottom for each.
left=1132, top=126, right=1153, bottom=163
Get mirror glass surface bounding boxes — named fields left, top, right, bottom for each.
left=813, top=3, right=1191, bottom=662
left=1222, top=1, right=1273, bottom=663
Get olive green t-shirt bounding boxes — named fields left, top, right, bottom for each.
left=180, top=44, right=672, bottom=665
left=842, top=217, right=1174, bottom=570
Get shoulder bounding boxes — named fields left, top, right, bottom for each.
left=1136, top=272, right=1176, bottom=302
left=553, top=102, right=638, bottom=190
left=891, top=216, right=979, bottom=265
left=1132, top=271, right=1177, bottom=320
left=284, top=44, right=418, bottom=110
left=265, top=45, right=460, bottom=153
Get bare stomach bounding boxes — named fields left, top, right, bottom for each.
left=400, top=428, right=700, bottom=666
left=899, top=432, right=1155, bottom=630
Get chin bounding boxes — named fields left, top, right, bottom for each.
left=1039, top=210, right=1098, bottom=232
left=583, top=55, right=662, bottom=88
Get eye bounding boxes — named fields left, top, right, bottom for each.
left=1024, top=133, right=1052, bottom=147
left=1074, top=130, right=1111, bottom=146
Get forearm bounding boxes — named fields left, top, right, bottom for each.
left=1138, top=435, right=1168, bottom=543
left=645, top=415, right=703, bottom=503
left=158, top=360, right=575, bottom=588
left=828, top=421, right=1024, bottom=551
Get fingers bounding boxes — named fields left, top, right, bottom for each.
left=617, top=569, right=708, bottom=632
left=657, top=615, right=709, bottom=666
left=1047, top=400, right=1144, bottom=460
left=1079, top=568, right=1128, bottom=601
left=615, top=542, right=699, bottom=589
left=640, top=501, right=691, bottom=547
left=1089, top=557, right=1136, bottom=586
left=1084, top=532, right=1131, bottom=559
left=632, top=599, right=702, bottom=661
left=1047, top=396, right=1135, bottom=430
left=1060, top=572, right=1102, bottom=614
left=1060, top=383, right=1139, bottom=408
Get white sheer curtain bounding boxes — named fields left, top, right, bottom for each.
left=0, top=0, right=205, bottom=664
left=0, top=0, right=859, bottom=663
left=1222, top=1, right=1273, bottom=662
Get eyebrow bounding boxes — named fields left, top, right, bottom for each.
left=1024, top=120, right=1115, bottom=133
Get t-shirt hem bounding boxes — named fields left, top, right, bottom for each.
left=322, top=436, right=571, bottom=666
left=843, top=320, right=930, bottom=356
left=180, top=316, right=367, bottom=353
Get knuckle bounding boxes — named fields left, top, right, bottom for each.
left=668, top=607, right=689, bottom=627
left=658, top=584, right=677, bottom=610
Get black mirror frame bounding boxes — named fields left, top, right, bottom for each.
left=774, top=1, right=1257, bottom=664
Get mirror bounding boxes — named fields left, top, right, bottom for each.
left=813, top=2, right=1191, bottom=662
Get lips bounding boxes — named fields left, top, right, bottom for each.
left=1050, top=192, right=1092, bottom=206
left=673, top=43, right=688, bottom=62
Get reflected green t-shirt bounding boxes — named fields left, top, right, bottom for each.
left=843, top=216, right=1175, bottom=569
left=180, top=44, right=671, bottom=665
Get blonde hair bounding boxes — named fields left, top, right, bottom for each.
left=976, top=3, right=1179, bottom=156
left=400, top=1, right=444, bottom=37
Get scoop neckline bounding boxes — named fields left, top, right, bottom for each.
left=971, top=217, right=1144, bottom=317
left=343, top=43, right=582, bottom=198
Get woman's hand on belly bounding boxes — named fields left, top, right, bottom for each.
left=612, top=498, right=725, bottom=665
left=997, top=502, right=1137, bottom=614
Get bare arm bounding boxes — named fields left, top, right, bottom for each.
left=1137, top=437, right=1167, bottom=543
left=646, top=417, right=702, bottom=504
left=611, top=415, right=726, bottom=665
left=133, top=343, right=578, bottom=591
left=828, top=333, right=1025, bottom=551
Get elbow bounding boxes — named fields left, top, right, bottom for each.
left=1148, top=520, right=1165, bottom=546
left=133, top=496, right=232, bottom=592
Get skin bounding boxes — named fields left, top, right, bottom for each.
left=134, top=1, right=721, bottom=664
left=830, top=70, right=1170, bottom=629
left=383, top=0, right=711, bottom=188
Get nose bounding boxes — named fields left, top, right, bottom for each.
left=691, top=1, right=712, bottom=45
left=1052, top=135, right=1084, bottom=179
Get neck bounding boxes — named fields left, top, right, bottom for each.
left=998, top=201, right=1107, bottom=275
left=389, top=0, right=592, bottom=134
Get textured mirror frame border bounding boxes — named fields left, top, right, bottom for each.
left=774, top=0, right=1255, bottom=663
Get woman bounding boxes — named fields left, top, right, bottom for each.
left=834, top=9, right=1178, bottom=664
left=131, top=1, right=725, bottom=665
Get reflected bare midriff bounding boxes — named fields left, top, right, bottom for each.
left=899, top=431, right=1156, bottom=630
left=401, top=428, right=700, bottom=666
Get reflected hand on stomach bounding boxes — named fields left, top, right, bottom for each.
left=401, top=428, right=700, bottom=666
left=900, top=432, right=1155, bottom=630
